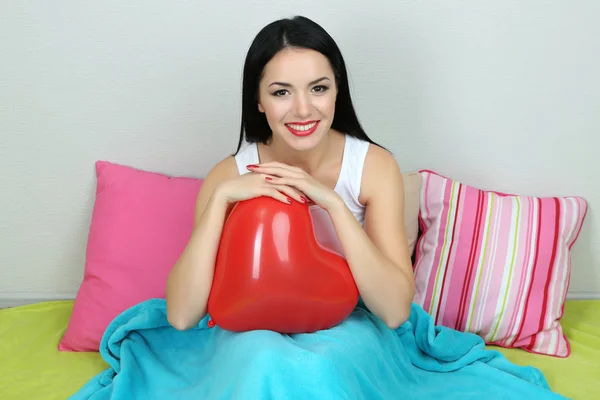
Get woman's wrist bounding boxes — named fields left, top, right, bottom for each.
left=324, top=192, right=346, bottom=214
left=211, top=182, right=234, bottom=208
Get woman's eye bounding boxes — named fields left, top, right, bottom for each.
left=312, top=85, right=329, bottom=93
left=272, top=90, right=289, bottom=97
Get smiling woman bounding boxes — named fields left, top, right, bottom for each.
left=257, top=48, right=337, bottom=152
left=264, top=73, right=332, bottom=140
left=165, top=15, right=415, bottom=332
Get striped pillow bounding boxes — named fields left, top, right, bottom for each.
left=413, top=170, right=588, bottom=357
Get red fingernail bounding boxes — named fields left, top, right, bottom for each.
left=287, top=197, right=292, bottom=203
left=265, top=177, right=273, bottom=181
left=301, top=196, right=307, bottom=203
left=247, top=164, right=258, bottom=169
left=208, top=320, right=215, bottom=328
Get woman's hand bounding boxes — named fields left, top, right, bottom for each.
left=247, top=162, right=342, bottom=211
left=213, top=168, right=306, bottom=206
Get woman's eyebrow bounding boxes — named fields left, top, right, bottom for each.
left=268, top=77, right=331, bottom=88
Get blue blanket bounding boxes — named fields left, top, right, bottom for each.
left=70, top=299, right=566, bottom=399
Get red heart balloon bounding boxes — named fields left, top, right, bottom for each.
left=207, top=196, right=359, bottom=333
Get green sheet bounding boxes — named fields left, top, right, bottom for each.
left=491, top=300, right=600, bottom=399
left=0, top=301, right=107, bottom=400
left=0, top=300, right=598, bottom=399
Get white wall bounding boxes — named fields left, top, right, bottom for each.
left=1, top=1, right=599, bottom=305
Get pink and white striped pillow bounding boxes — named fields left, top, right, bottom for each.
left=413, top=170, right=588, bottom=357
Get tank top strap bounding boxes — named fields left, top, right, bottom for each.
left=334, top=135, right=370, bottom=219
left=233, top=141, right=260, bottom=175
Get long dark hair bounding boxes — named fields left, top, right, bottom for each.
left=234, top=15, right=382, bottom=154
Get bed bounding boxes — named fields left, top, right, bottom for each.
left=2, top=165, right=595, bottom=399
left=0, top=299, right=598, bottom=400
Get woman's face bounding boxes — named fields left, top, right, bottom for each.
left=257, top=47, right=338, bottom=151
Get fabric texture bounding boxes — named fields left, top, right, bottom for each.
left=3, top=299, right=598, bottom=400
left=413, top=170, right=588, bottom=357
left=0, top=301, right=109, bottom=400
left=68, top=299, right=566, bottom=400
left=58, top=161, right=203, bottom=352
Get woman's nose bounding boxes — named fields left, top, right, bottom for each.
left=292, top=94, right=311, bottom=118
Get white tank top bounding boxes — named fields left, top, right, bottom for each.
left=233, top=135, right=370, bottom=258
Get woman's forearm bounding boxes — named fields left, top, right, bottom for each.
left=327, top=199, right=415, bottom=329
left=165, top=191, right=229, bottom=330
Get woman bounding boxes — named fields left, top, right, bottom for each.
left=166, top=15, right=415, bottom=332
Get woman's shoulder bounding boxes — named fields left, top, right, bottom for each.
left=358, top=142, right=404, bottom=204
left=201, top=140, right=258, bottom=189
left=204, top=156, right=239, bottom=183
left=196, top=156, right=239, bottom=202
left=365, top=143, right=397, bottom=168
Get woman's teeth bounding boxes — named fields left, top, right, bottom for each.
left=286, top=122, right=317, bottom=131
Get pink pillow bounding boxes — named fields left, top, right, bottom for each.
left=59, top=161, right=203, bottom=352
left=413, top=170, right=588, bottom=357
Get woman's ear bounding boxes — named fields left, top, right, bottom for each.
left=258, top=103, right=265, bottom=113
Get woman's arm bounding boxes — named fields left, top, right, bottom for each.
left=165, top=158, right=236, bottom=330
left=166, top=157, right=307, bottom=330
left=326, top=146, right=416, bottom=329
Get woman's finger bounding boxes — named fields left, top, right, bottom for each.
left=248, top=165, right=303, bottom=179
left=262, top=187, right=294, bottom=204
left=266, top=176, right=310, bottom=195
left=265, top=183, right=306, bottom=204
left=259, top=187, right=291, bottom=204
left=258, top=161, right=305, bottom=174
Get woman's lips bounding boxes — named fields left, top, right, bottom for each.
left=285, top=121, right=320, bottom=137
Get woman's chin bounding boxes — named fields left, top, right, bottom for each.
left=287, top=135, right=323, bottom=152
left=278, top=128, right=328, bottom=151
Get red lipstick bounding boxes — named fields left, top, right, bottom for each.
left=285, top=120, right=320, bottom=137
